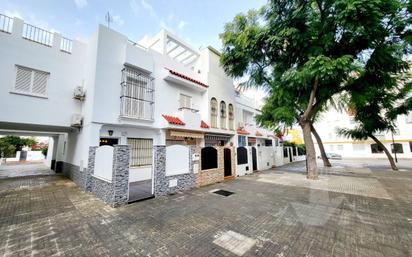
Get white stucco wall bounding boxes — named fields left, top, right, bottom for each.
left=0, top=18, right=86, bottom=127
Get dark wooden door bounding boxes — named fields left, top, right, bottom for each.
left=289, top=148, right=293, bottom=162
left=252, top=147, right=257, bottom=171
left=224, top=148, right=232, bottom=177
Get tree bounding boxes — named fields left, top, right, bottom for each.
left=0, top=140, right=16, bottom=163
left=0, top=136, right=36, bottom=152
left=338, top=63, right=412, bottom=170
left=220, top=0, right=411, bottom=179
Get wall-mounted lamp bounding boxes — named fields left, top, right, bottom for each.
left=108, top=130, right=114, bottom=136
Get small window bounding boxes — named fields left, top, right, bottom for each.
left=391, top=143, right=403, bottom=154
left=371, top=144, right=384, bottom=154
left=264, top=140, right=272, bottom=146
left=337, top=145, right=344, bottom=151
left=238, top=136, right=246, bottom=147
left=127, top=138, right=153, bottom=167
left=14, top=65, right=49, bottom=97
left=179, top=94, right=192, bottom=109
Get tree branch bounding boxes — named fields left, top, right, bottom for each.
left=303, top=76, right=319, bottom=119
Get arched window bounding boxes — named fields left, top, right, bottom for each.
left=228, top=104, right=234, bottom=130
left=237, top=147, right=248, bottom=165
left=220, top=101, right=227, bottom=129
left=210, top=98, right=218, bottom=128
left=201, top=147, right=218, bottom=170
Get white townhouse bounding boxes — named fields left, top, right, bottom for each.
left=0, top=13, right=283, bottom=205
left=313, top=108, right=412, bottom=159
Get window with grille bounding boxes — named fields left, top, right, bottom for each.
left=179, top=94, right=192, bottom=109
left=220, top=101, right=227, bottom=129
left=210, top=98, right=218, bottom=128
left=121, top=66, right=154, bottom=120
left=127, top=138, right=153, bottom=167
left=14, top=66, right=49, bottom=97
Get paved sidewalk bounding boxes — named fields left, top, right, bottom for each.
left=0, top=163, right=54, bottom=179
left=0, top=160, right=411, bottom=256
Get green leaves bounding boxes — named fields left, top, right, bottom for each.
left=220, top=0, right=411, bottom=132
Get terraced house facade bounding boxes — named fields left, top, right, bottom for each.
left=0, top=13, right=293, bottom=206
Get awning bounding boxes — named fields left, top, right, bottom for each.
left=170, top=130, right=204, bottom=139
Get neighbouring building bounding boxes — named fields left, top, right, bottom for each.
left=0, top=13, right=292, bottom=206
left=313, top=108, right=412, bottom=159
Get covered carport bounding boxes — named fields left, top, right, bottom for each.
left=0, top=121, right=76, bottom=178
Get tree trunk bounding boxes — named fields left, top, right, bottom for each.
left=300, top=120, right=318, bottom=179
left=370, top=134, right=398, bottom=171
left=310, top=123, right=332, bottom=167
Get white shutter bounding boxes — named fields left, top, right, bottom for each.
left=15, top=66, right=49, bottom=96
left=32, top=70, right=48, bottom=95
left=15, top=66, right=32, bottom=93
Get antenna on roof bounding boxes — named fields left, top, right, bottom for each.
left=105, top=11, right=113, bottom=28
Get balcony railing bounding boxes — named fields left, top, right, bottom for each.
left=128, top=39, right=148, bottom=51
left=23, top=23, right=54, bottom=47
left=0, top=14, right=13, bottom=33
left=60, top=37, right=73, bottom=53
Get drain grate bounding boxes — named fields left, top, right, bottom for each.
left=213, top=189, right=234, bottom=197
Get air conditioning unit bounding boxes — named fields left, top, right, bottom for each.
left=71, top=114, right=83, bottom=128
left=73, top=86, right=86, bottom=101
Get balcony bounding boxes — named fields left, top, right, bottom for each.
left=164, top=68, right=208, bottom=92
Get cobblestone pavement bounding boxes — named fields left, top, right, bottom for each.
left=1, top=159, right=412, bottom=257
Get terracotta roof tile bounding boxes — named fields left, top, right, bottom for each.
left=237, top=127, right=250, bottom=135
left=168, top=69, right=209, bottom=88
left=255, top=131, right=263, bottom=136
left=200, top=120, right=209, bottom=128
left=162, top=115, right=185, bottom=125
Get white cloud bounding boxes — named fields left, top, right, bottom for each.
left=74, top=0, right=88, bottom=9
left=178, top=20, right=187, bottom=30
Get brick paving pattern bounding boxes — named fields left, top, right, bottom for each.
left=0, top=159, right=411, bottom=256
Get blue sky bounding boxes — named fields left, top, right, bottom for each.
left=0, top=0, right=267, bottom=50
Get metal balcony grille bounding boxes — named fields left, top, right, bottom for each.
left=23, top=23, right=54, bottom=47
left=0, top=14, right=13, bottom=33
left=60, top=37, right=73, bottom=53
left=120, top=66, right=155, bottom=120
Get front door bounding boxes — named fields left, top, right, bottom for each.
left=252, top=147, right=257, bottom=171
left=289, top=148, right=293, bottom=162
left=224, top=148, right=232, bottom=177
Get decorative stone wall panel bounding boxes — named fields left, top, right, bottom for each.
left=197, top=146, right=224, bottom=187
left=154, top=145, right=196, bottom=196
